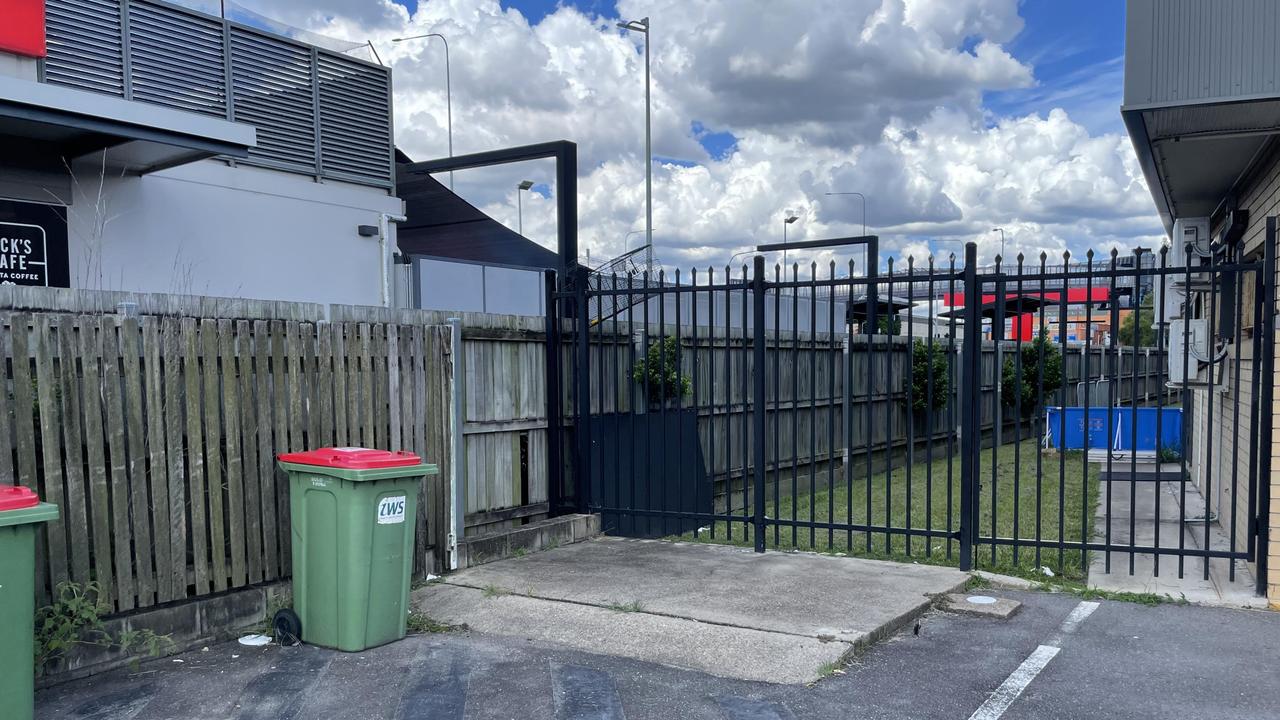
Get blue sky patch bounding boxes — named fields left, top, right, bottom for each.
left=497, top=0, right=619, bottom=24
left=691, top=121, right=738, bottom=161
left=983, top=0, right=1127, bottom=134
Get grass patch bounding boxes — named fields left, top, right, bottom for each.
left=1034, top=578, right=1188, bottom=606
left=813, top=660, right=847, bottom=682
left=603, top=600, right=645, bottom=613
left=676, top=438, right=1098, bottom=580
left=482, top=584, right=509, bottom=598
left=964, top=574, right=993, bottom=591
left=407, top=610, right=464, bottom=633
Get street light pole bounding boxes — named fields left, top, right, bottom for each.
left=992, top=227, right=1006, bottom=261
left=392, top=32, right=453, bottom=188
left=823, top=192, right=867, bottom=237
left=517, top=180, right=533, bottom=236
left=617, top=17, right=652, bottom=273
left=781, top=213, right=799, bottom=268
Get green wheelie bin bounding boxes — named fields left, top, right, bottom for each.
left=276, top=447, right=438, bottom=652
left=0, top=485, right=58, bottom=720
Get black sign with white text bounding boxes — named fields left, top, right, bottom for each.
left=0, top=199, right=68, bottom=287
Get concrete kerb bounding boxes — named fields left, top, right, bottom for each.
left=972, top=570, right=1041, bottom=590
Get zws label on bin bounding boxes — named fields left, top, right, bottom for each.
left=377, top=495, right=407, bottom=524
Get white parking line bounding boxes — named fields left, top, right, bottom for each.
left=966, top=600, right=1101, bottom=720
left=967, top=644, right=1059, bottom=720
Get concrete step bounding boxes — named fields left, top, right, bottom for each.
left=456, top=513, right=600, bottom=569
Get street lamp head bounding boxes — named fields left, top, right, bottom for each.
left=617, top=18, right=649, bottom=33
left=784, top=215, right=799, bottom=224
left=518, top=180, right=534, bottom=190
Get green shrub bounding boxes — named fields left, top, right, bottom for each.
left=632, top=336, right=691, bottom=405
left=1118, top=293, right=1158, bottom=347
left=910, top=340, right=949, bottom=412
left=1001, top=334, right=1063, bottom=415
left=877, top=314, right=902, bottom=335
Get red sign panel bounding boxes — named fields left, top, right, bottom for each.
left=0, top=0, right=47, bottom=59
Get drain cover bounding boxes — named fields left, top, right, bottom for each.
left=965, top=595, right=998, bottom=605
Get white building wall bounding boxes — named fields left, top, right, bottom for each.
left=414, top=257, right=547, bottom=316
left=61, top=159, right=403, bottom=306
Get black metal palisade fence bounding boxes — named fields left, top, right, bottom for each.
left=549, top=232, right=1275, bottom=592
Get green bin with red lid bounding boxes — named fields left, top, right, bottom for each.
left=276, top=447, right=438, bottom=652
left=0, top=485, right=58, bottom=720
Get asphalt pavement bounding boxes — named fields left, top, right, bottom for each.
left=36, top=589, right=1280, bottom=720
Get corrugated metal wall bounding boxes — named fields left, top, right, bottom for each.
left=1125, top=0, right=1280, bottom=106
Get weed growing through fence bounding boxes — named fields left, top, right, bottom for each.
left=675, top=439, right=1097, bottom=581
left=34, top=581, right=175, bottom=675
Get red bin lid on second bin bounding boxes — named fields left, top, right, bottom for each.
left=0, top=485, right=40, bottom=512
left=277, top=447, right=421, bottom=469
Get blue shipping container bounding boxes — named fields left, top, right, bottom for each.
left=1044, top=407, right=1181, bottom=453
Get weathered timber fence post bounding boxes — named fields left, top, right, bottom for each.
left=447, top=317, right=465, bottom=570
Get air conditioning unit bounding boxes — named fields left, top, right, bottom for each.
left=1153, top=217, right=1209, bottom=334
left=1170, top=217, right=1210, bottom=268
left=1168, top=318, right=1208, bottom=383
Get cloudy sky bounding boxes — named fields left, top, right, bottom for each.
left=218, top=0, right=1163, bottom=274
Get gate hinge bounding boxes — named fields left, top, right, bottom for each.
left=446, top=532, right=457, bottom=551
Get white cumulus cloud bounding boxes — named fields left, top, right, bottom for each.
left=228, top=0, right=1162, bottom=272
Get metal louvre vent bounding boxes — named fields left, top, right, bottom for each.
left=44, top=0, right=125, bottom=97
left=127, top=2, right=226, bottom=117
left=317, top=55, right=392, bottom=185
left=229, top=28, right=317, bottom=173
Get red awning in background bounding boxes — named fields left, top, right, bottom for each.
left=941, top=287, right=1110, bottom=307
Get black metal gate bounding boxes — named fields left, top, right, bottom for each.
left=549, top=224, right=1275, bottom=594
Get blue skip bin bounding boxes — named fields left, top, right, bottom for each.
left=1044, top=407, right=1181, bottom=453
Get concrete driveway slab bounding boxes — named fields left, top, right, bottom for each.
left=414, top=537, right=967, bottom=684
left=421, top=584, right=846, bottom=684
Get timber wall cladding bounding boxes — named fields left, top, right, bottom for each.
left=0, top=309, right=453, bottom=614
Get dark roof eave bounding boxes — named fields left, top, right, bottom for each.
left=1122, top=106, right=1174, bottom=237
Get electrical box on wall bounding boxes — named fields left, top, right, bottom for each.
left=1168, top=318, right=1208, bottom=383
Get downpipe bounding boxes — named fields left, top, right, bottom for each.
left=379, top=212, right=407, bottom=307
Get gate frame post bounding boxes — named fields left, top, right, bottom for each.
left=752, top=255, right=768, bottom=553
left=1257, top=217, right=1276, bottom=597
left=959, top=242, right=980, bottom=571
left=573, top=266, right=593, bottom=515
left=543, top=270, right=565, bottom=516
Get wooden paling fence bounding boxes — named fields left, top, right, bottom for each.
left=0, top=293, right=453, bottom=615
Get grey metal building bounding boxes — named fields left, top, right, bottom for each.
left=0, top=0, right=401, bottom=306
left=1124, top=0, right=1280, bottom=603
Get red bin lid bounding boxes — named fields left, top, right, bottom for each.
left=277, top=447, right=421, bottom=469
left=0, top=485, right=40, bottom=512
